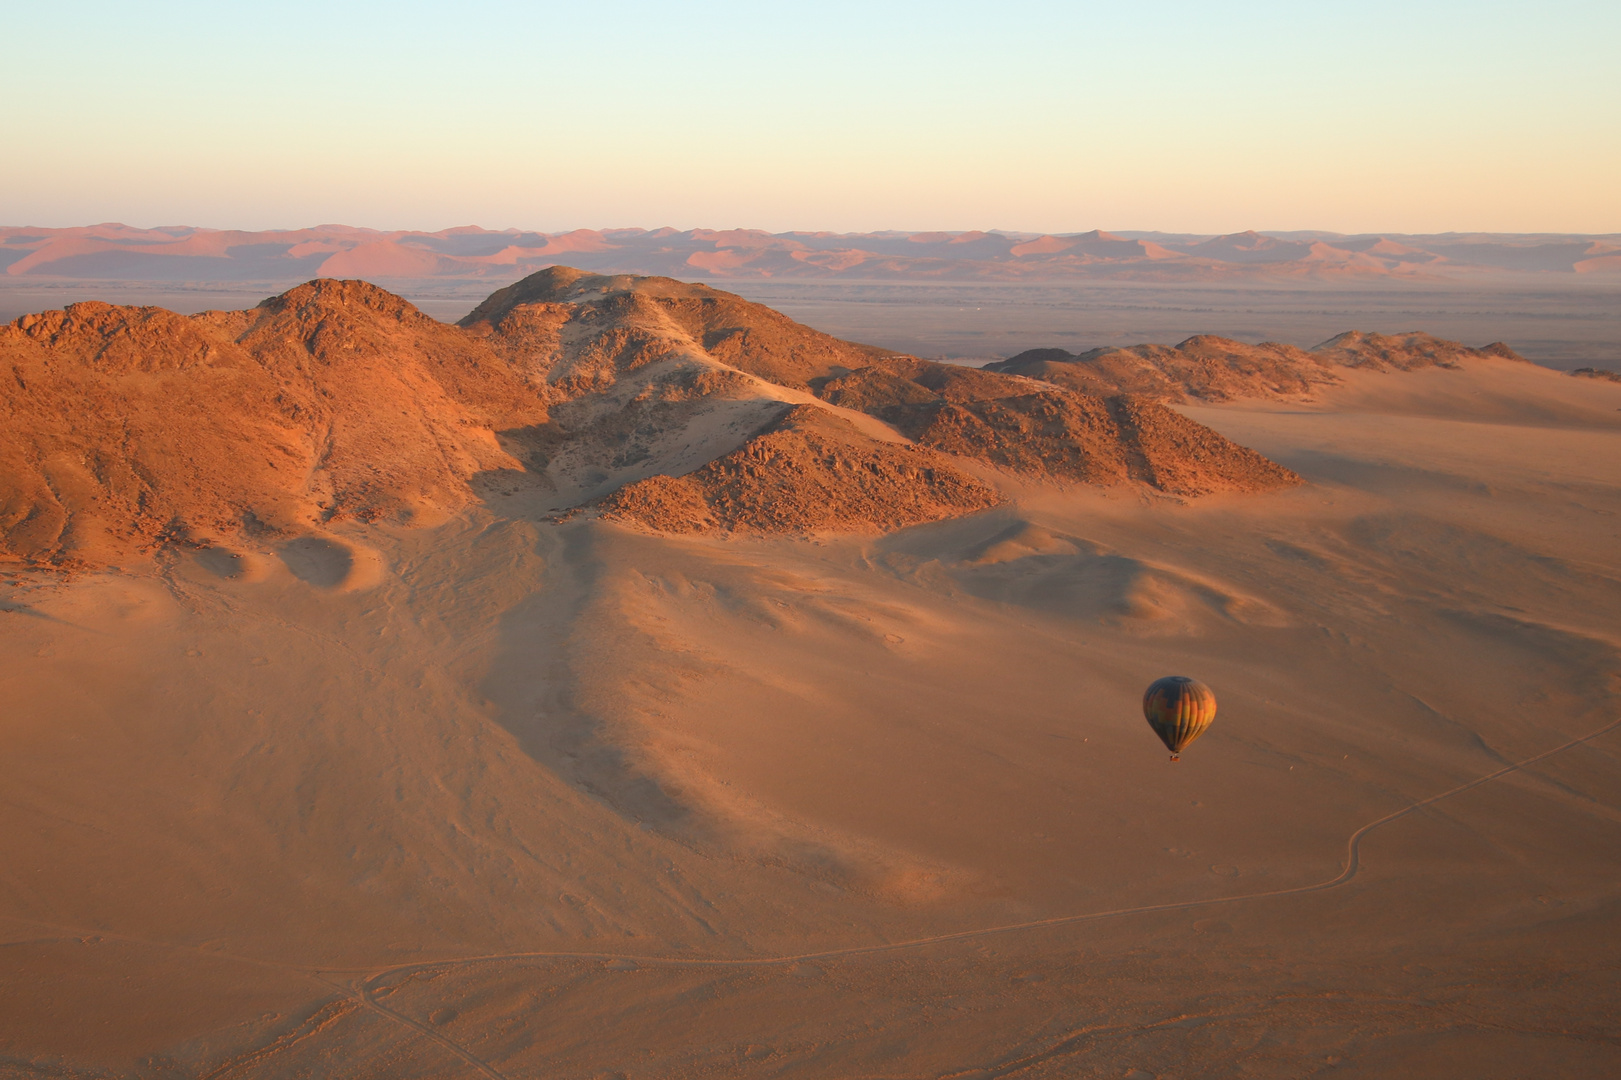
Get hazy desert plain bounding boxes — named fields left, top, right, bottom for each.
left=1, top=268, right=1619, bottom=1079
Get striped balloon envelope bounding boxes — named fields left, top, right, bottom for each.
left=1142, top=676, right=1217, bottom=761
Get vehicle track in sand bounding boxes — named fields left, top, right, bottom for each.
left=6, top=716, right=1618, bottom=1078
left=347, top=715, right=1621, bottom=984
left=304, top=973, right=510, bottom=1080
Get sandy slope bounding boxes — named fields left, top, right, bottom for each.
left=1, top=353, right=1619, bottom=1077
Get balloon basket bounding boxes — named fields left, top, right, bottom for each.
left=1169, top=754, right=1180, bottom=763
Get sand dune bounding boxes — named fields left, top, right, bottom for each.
left=1, top=275, right=1619, bottom=1077
left=6, top=223, right=1621, bottom=285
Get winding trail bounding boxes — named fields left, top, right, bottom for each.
left=5, top=716, right=1617, bottom=1077
left=306, top=973, right=510, bottom=1080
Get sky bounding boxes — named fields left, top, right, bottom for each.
left=2, top=0, right=1617, bottom=235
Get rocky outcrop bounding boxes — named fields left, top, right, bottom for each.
left=817, top=358, right=1301, bottom=495
left=598, top=406, right=1001, bottom=534
left=989, top=331, right=1528, bottom=403
left=1310, top=331, right=1525, bottom=371
left=461, top=266, right=892, bottom=391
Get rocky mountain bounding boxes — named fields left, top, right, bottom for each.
left=0, top=281, right=548, bottom=566
left=813, top=358, right=1297, bottom=494
left=459, top=265, right=893, bottom=389
left=0, top=268, right=1319, bottom=567
left=4, top=224, right=1618, bottom=283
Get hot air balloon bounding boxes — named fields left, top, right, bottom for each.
left=1143, top=676, right=1216, bottom=761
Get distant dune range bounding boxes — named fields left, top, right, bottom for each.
left=3, top=265, right=1542, bottom=569
left=4, top=223, right=1621, bottom=282
left=4, top=270, right=1621, bottom=1077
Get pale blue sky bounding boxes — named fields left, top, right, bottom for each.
left=2, top=0, right=1616, bottom=232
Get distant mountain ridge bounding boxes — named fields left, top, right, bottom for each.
left=3, top=224, right=1618, bottom=283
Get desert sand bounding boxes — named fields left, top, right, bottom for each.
left=1, top=274, right=1619, bottom=1078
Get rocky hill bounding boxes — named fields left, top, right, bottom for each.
left=598, top=405, right=1001, bottom=534
left=989, top=332, right=1527, bottom=403
left=1310, top=331, right=1525, bottom=371
left=460, top=265, right=893, bottom=390
left=3, top=268, right=1309, bottom=566
left=815, top=357, right=1298, bottom=495
left=0, top=281, right=547, bottom=566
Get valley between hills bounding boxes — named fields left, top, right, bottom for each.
left=1, top=269, right=1619, bottom=1078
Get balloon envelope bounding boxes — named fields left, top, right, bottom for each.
left=1143, top=676, right=1217, bottom=757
